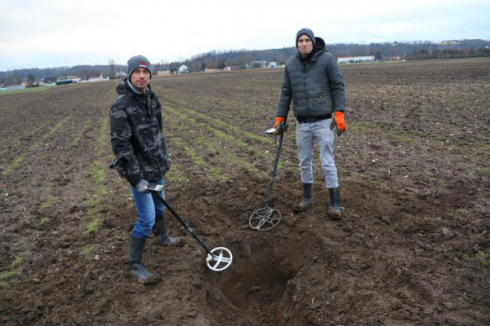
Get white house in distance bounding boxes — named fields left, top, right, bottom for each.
left=178, top=64, right=189, bottom=74
left=87, top=73, right=105, bottom=82
left=337, top=55, right=375, bottom=64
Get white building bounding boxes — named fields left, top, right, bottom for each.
left=338, top=55, right=375, bottom=64
left=178, top=65, right=189, bottom=74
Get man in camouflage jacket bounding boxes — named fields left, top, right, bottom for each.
left=110, top=55, right=179, bottom=283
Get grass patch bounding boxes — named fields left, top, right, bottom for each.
left=10, top=255, right=23, bottom=269
left=464, top=251, right=490, bottom=267
left=165, top=164, right=190, bottom=184
left=82, top=245, right=96, bottom=256
left=37, top=217, right=50, bottom=226
left=0, top=271, right=17, bottom=282
left=439, top=244, right=453, bottom=251
left=0, top=87, right=50, bottom=96
left=0, top=252, right=28, bottom=287
left=391, top=135, right=414, bottom=143
left=39, top=196, right=58, bottom=210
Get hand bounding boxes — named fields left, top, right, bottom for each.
left=135, top=179, right=150, bottom=194
left=334, top=112, right=346, bottom=134
left=273, top=117, right=285, bottom=135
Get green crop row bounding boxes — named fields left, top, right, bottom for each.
left=85, top=117, right=109, bottom=234
left=163, top=108, right=269, bottom=179
left=162, top=105, right=280, bottom=171
left=171, top=137, right=228, bottom=183
left=2, top=116, right=70, bottom=175
left=163, top=106, right=274, bottom=159
left=73, top=119, right=91, bottom=146
left=0, top=252, right=28, bottom=288
left=0, top=121, right=50, bottom=156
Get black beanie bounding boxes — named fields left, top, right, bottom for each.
left=127, top=55, right=152, bottom=79
left=295, top=28, right=316, bottom=48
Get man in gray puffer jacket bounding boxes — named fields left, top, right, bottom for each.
left=272, top=28, right=346, bottom=219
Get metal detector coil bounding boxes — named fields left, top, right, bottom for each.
left=249, top=207, right=281, bottom=231
left=149, top=186, right=233, bottom=272
left=206, top=247, right=233, bottom=272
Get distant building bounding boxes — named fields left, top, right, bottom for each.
left=227, top=66, right=247, bottom=71
left=250, top=60, right=267, bottom=68
left=87, top=73, right=104, bottom=82
left=178, top=65, right=189, bottom=74
left=157, top=70, right=171, bottom=76
left=337, top=55, right=375, bottom=64
left=205, top=64, right=218, bottom=73
left=56, top=76, right=81, bottom=85
left=269, top=62, right=277, bottom=68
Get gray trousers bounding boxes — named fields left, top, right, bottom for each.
left=296, top=118, right=338, bottom=187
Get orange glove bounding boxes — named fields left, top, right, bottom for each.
left=334, top=112, right=346, bottom=134
left=272, top=117, right=285, bottom=135
left=273, top=117, right=284, bottom=128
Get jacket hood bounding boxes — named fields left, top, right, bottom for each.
left=314, top=37, right=327, bottom=51
left=295, top=37, right=327, bottom=61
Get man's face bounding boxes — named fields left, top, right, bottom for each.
left=130, top=68, right=150, bottom=93
left=297, top=34, right=313, bottom=57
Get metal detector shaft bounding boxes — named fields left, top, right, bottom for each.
left=152, top=192, right=213, bottom=256
left=264, top=117, right=287, bottom=208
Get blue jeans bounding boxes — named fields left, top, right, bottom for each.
left=296, top=119, right=338, bottom=187
left=130, top=178, right=165, bottom=238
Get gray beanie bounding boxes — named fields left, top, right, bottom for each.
left=296, top=28, right=316, bottom=48
left=127, top=55, right=152, bottom=79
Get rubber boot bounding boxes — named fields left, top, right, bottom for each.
left=294, top=183, right=313, bottom=212
left=129, top=236, right=153, bottom=283
left=328, top=187, right=342, bottom=220
left=153, top=214, right=181, bottom=246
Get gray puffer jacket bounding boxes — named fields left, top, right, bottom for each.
left=276, top=37, right=345, bottom=119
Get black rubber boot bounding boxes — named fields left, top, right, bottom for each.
left=328, top=187, right=342, bottom=220
left=153, top=214, right=180, bottom=246
left=294, top=183, right=313, bottom=212
left=129, top=236, right=153, bottom=283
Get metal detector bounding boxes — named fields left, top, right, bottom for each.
left=148, top=184, right=233, bottom=272
left=249, top=118, right=288, bottom=231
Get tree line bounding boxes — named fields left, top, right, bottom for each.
left=1, top=39, right=489, bottom=86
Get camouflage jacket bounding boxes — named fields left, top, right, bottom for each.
left=109, top=78, right=170, bottom=187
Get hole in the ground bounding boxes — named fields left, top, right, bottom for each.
left=207, top=234, right=313, bottom=324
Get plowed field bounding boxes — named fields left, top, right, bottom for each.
left=1, top=58, right=489, bottom=325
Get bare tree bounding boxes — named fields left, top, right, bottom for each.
left=108, top=59, right=116, bottom=79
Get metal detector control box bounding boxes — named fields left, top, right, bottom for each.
left=148, top=184, right=164, bottom=192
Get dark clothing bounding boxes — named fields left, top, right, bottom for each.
left=276, top=37, right=345, bottom=120
left=110, top=78, right=170, bottom=187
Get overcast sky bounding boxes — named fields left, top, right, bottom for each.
left=0, top=0, right=489, bottom=71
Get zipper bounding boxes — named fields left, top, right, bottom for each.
left=302, top=62, right=309, bottom=114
